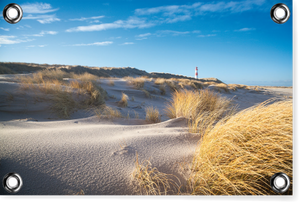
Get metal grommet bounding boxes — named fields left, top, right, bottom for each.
left=3, top=3, right=23, bottom=24
left=270, top=3, right=290, bottom=24
left=270, top=172, right=290, bottom=194
left=2, top=173, right=23, bottom=193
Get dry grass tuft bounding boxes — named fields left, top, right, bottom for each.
left=118, top=93, right=129, bottom=107
left=127, top=77, right=145, bottom=89
left=94, top=106, right=122, bottom=119
left=165, top=89, right=234, bottom=134
left=154, top=78, right=166, bottom=85
left=190, top=81, right=203, bottom=89
left=72, top=72, right=98, bottom=81
left=213, top=83, right=230, bottom=93
left=18, top=71, right=106, bottom=118
left=142, top=89, right=151, bottom=98
left=108, top=80, right=115, bottom=86
left=159, top=84, right=166, bottom=95
left=69, top=80, right=106, bottom=106
left=145, top=106, right=161, bottom=123
left=36, top=69, right=69, bottom=82
left=133, top=152, right=180, bottom=195
left=49, top=91, right=77, bottom=119
left=227, top=84, right=237, bottom=91
left=188, top=100, right=293, bottom=195
left=166, top=80, right=179, bottom=92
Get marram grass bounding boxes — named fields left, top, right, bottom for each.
left=165, top=89, right=234, bottom=134
left=133, top=152, right=180, bottom=195
left=188, top=100, right=293, bottom=195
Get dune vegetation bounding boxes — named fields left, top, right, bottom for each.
left=145, top=106, right=161, bottom=123
left=165, top=89, right=234, bottom=134
left=187, top=100, right=293, bottom=195
left=118, top=93, right=129, bottom=107
left=94, top=106, right=122, bottom=120
left=17, top=69, right=106, bottom=118
left=161, top=90, right=292, bottom=195
left=133, top=152, right=180, bottom=195
left=126, top=77, right=145, bottom=89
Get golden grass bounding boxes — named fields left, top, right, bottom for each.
left=227, top=84, right=237, bottom=91
left=166, top=80, right=179, bottom=92
left=190, top=81, right=203, bottom=90
left=133, top=152, right=180, bottom=195
left=145, top=106, right=161, bottom=123
left=69, top=80, right=106, bottom=106
left=18, top=70, right=106, bottom=118
left=155, top=78, right=204, bottom=92
left=118, top=93, right=128, bottom=107
left=154, top=78, right=166, bottom=85
left=188, top=100, right=293, bottom=195
left=126, top=77, right=145, bottom=89
left=165, top=89, right=234, bottom=134
left=72, top=72, right=98, bottom=81
left=49, top=91, right=77, bottom=119
left=213, top=83, right=230, bottom=93
left=142, top=89, right=151, bottom=98
left=202, top=81, right=218, bottom=87
left=159, top=85, right=166, bottom=95
left=94, top=106, right=122, bottom=119
left=18, top=69, right=70, bottom=85
left=108, top=80, right=115, bottom=86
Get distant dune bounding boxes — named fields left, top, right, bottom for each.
left=0, top=62, right=223, bottom=84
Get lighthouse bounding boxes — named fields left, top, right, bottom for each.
left=195, top=67, right=198, bottom=79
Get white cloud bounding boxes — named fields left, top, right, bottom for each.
left=25, top=31, right=58, bottom=37
left=27, top=44, right=47, bottom=48
left=65, top=1, right=265, bottom=32
left=69, top=16, right=105, bottom=21
left=23, top=14, right=60, bottom=24
left=21, top=3, right=59, bottom=14
left=0, top=35, right=34, bottom=45
left=198, top=0, right=265, bottom=13
left=0, top=27, right=9, bottom=31
left=66, top=16, right=154, bottom=32
left=43, top=31, right=57, bottom=35
left=135, top=3, right=201, bottom=16
left=121, top=42, right=134, bottom=45
left=16, top=25, right=31, bottom=30
left=156, top=30, right=190, bottom=37
left=135, top=33, right=151, bottom=40
left=136, top=33, right=151, bottom=38
left=22, top=3, right=60, bottom=24
left=38, top=17, right=60, bottom=24
left=235, top=28, right=256, bottom=32
left=197, top=34, right=216, bottom=37
left=135, top=3, right=201, bottom=24
left=71, top=41, right=113, bottom=46
left=135, top=1, right=265, bottom=21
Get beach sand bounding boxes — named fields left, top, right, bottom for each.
left=0, top=74, right=292, bottom=195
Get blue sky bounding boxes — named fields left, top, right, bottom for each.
left=0, top=0, right=293, bottom=86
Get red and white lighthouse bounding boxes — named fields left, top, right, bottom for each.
left=195, top=67, right=198, bottom=79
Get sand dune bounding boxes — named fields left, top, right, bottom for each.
left=0, top=73, right=292, bottom=195
left=0, top=117, right=198, bottom=195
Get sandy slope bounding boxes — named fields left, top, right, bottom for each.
left=0, top=117, right=197, bottom=195
left=0, top=74, right=292, bottom=195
